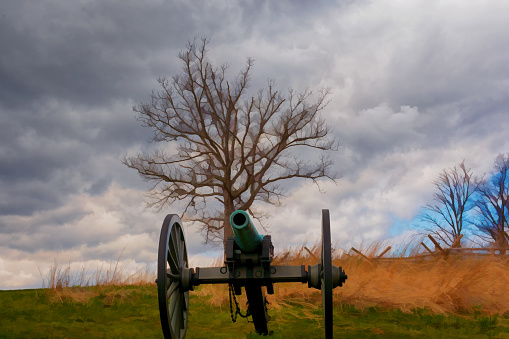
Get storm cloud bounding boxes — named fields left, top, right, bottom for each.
left=1, top=0, right=508, bottom=289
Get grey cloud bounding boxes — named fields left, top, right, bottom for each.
left=0, top=99, right=151, bottom=216
left=385, top=29, right=509, bottom=112
left=0, top=200, right=92, bottom=235
left=338, top=3, right=509, bottom=113
left=85, top=175, right=113, bottom=196
left=340, top=105, right=423, bottom=156
left=0, top=0, right=198, bottom=109
left=0, top=178, right=76, bottom=217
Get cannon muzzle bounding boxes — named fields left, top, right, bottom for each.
left=229, top=210, right=263, bottom=253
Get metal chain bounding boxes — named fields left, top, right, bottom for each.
left=228, top=283, right=251, bottom=323
left=226, top=263, right=271, bottom=324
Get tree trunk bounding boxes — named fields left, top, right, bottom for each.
left=496, top=229, right=508, bottom=256
left=223, top=196, right=235, bottom=248
left=451, top=234, right=462, bottom=248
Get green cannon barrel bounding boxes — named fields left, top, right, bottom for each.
left=229, top=210, right=264, bottom=253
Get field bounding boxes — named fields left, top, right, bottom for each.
left=2, top=243, right=509, bottom=338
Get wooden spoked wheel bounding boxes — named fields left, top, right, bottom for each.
left=157, top=214, right=189, bottom=339
left=321, top=209, right=333, bottom=339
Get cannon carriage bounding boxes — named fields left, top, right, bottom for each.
left=156, top=209, right=347, bottom=338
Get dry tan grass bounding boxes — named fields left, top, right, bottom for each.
left=334, top=254, right=509, bottom=315
left=40, top=250, right=156, bottom=303
left=196, top=240, right=509, bottom=316
left=42, top=240, right=509, bottom=315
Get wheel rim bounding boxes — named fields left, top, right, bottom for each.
left=158, top=214, right=189, bottom=339
left=321, top=209, right=333, bottom=339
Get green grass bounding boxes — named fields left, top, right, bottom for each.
left=2, top=285, right=509, bottom=338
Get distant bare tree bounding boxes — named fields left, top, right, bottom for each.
left=419, top=161, right=480, bottom=248
left=122, top=38, right=340, bottom=245
left=472, top=153, right=509, bottom=253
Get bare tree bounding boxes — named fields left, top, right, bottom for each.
left=472, top=153, right=509, bottom=252
left=122, top=38, right=340, bottom=245
left=419, top=161, right=479, bottom=248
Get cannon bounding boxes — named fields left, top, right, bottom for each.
left=156, top=209, right=347, bottom=338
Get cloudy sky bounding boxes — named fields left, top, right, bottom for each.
left=1, top=0, right=508, bottom=290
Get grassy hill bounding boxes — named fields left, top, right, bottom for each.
left=1, top=283, right=508, bottom=338
left=3, top=244, right=509, bottom=338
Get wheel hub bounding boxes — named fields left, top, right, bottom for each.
left=308, top=263, right=348, bottom=289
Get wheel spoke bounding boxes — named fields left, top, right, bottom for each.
left=183, top=292, right=188, bottom=311
left=184, top=292, right=189, bottom=321
left=173, top=311, right=180, bottom=338
left=167, top=246, right=179, bottom=274
left=171, top=292, right=182, bottom=336
left=178, top=230, right=184, bottom=267
left=169, top=290, right=178, bottom=324
left=167, top=271, right=179, bottom=280
left=166, top=281, right=179, bottom=301
left=179, top=228, right=185, bottom=267
left=173, top=225, right=182, bottom=266
left=170, top=225, right=176, bottom=252
left=179, top=293, right=185, bottom=333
